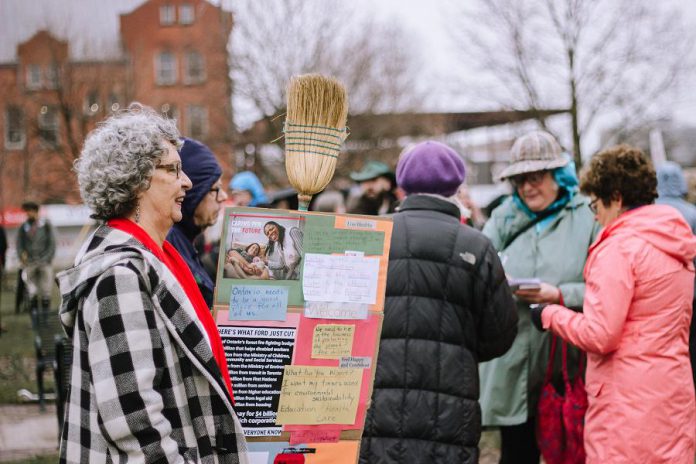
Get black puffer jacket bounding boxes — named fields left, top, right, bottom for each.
left=360, top=195, right=518, bottom=464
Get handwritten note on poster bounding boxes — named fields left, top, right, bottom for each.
left=276, top=366, right=362, bottom=425
left=302, top=254, right=379, bottom=304
left=289, top=429, right=342, bottom=445
left=303, top=227, right=384, bottom=255
left=304, top=301, right=369, bottom=320
left=229, top=286, right=288, bottom=321
left=312, top=324, right=355, bottom=359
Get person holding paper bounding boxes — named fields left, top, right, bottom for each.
left=531, top=145, right=696, bottom=463
left=478, top=131, right=599, bottom=464
left=56, top=104, right=247, bottom=464
left=360, top=141, right=518, bottom=464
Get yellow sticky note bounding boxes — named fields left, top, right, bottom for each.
left=276, top=366, right=362, bottom=425
left=311, top=324, right=355, bottom=359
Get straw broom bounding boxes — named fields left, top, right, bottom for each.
left=284, top=74, right=349, bottom=211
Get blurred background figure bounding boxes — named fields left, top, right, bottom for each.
left=312, top=190, right=346, bottom=213
left=347, top=160, right=398, bottom=215
left=0, top=223, right=6, bottom=278
left=16, top=201, right=56, bottom=312
left=228, top=171, right=269, bottom=207
left=167, top=138, right=228, bottom=309
left=479, top=131, right=599, bottom=464
left=533, top=145, right=696, bottom=463
left=656, top=161, right=696, bottom=233
left=453, top=183, right=485, bottom=228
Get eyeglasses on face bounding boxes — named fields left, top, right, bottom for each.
left=509, top=171, right=548, bottom=188
left=209, top=187, right=224, bottom=201
left=588, top=197, right=600, bottom=214
left=155, top=162, right=182, bottom=179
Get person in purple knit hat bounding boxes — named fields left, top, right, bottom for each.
left=360, top=141, right=518, bottom=464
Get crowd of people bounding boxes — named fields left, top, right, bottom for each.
left=11, top=102, right=694, bottom=463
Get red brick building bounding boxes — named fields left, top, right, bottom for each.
left=0, top=0, right=233, bottom=212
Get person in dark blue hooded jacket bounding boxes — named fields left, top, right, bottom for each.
left=167, top=138, right=228, bottom=308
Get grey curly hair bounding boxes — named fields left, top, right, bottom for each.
left=75, top=102, right=181, bottom=220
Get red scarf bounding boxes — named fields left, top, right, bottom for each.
left=107, top=218, right=234, bottom=402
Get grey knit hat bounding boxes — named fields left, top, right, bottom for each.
left=497, top=131, right=569, bottom=180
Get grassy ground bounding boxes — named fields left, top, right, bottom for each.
left=3, top=455, right=59, bottom=464
left=0, top=272, right=58, bottom=404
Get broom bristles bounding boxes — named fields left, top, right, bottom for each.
left=287, top=74, right=348, bottom=128
left=284, top=74, right=349, bottom=203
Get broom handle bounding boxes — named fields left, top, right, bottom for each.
left=297, top=193, right=313, bottom=212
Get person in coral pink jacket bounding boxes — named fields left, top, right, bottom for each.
left=532, top=145, right=696, bottom=464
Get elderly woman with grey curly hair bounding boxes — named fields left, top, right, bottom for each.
left=56, top=103, right=248, bottom=464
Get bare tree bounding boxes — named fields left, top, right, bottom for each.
left=447, top=0, right=694, bottom=165
left=227, top=0, right=426, bottom=125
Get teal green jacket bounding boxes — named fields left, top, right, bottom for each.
left=479, top=193, right=599, bottom=426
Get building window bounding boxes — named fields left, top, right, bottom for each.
left=160, top=5, right=175, bottom=25
left=38, top=105, right=59, bottom=146
left=155, top=51, right=177, bottom=85
left=44, top=65, right=59, bottom=89
left=179, top=4, right=194, bottom=25
left=184, top=50, right=205, bottom=84
left=187, top=105, right=207, bottom=139
left=4, top=106, right=25, bottom=150
left=26, top=64, right=41, bottom=90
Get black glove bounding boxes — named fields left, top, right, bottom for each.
left=530, top=304, right=547, bottom=331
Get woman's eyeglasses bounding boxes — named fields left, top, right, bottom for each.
left=588, top=197, right=600, bottom=214
left=509, top=171, right=547, bottom=188
left=156, top=162, right=182, bottom=179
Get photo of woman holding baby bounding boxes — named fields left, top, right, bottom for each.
left=263, top=221, right=303, bottom=280
left=222, top=217, right=304, bottom=281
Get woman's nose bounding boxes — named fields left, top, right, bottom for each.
left=181, top=171, right=193, bottom=190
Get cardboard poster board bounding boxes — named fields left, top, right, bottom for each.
left=214, top=207, right=392, bottom=464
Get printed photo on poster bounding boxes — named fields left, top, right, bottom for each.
left=223, top=214, right=305, bottom=281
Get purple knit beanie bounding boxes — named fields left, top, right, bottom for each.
left=396, top=141, right=466, bottom=197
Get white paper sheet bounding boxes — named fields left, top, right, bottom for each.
left=302, top=253, right=380, bottom=304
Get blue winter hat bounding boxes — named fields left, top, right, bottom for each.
left=229, top=171, right=269, bottom=206
left=657, top=161, right=688, bottom=198
left=396, top=141, right=466, bottom=197
left=179, top=138, right=222, bottom=218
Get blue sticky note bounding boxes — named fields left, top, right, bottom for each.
left=228, top=285, right=289, bottom=321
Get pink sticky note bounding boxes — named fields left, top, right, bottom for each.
left=289, top=429, right=342, bottom=445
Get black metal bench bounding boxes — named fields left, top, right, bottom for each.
left=54, top=334, right=73, bottom=440
left=31, top=309, right=63, bottom=411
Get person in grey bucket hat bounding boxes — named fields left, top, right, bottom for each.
left=497, top=130, right=569, bottom=181
left=480, top=130, right=600, bottom=464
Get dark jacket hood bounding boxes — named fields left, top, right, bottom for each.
left=178, top=138, right=222, bottom=239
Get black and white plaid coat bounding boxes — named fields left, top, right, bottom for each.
left=57, top=225, right=248, bottom=463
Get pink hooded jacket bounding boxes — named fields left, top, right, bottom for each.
left=543, top=204, right=696, bottom=463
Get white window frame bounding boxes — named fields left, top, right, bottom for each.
left=186, top=105, right=208, bottom=139
left=38, top=106, right=59, bottom=147
left=179, top=4, right=194, bottom=25
left=26, top=64, right=42, bottom=90
left=160, top=5, right=176, bottom=26
left=155, top=51, right=178, bottom=86
left=184, top=50, right=205, bottom=85
left=4, top=106, right=25, bottom=150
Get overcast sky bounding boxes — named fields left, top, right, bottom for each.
left=3, top=0, right=695, bottom=142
